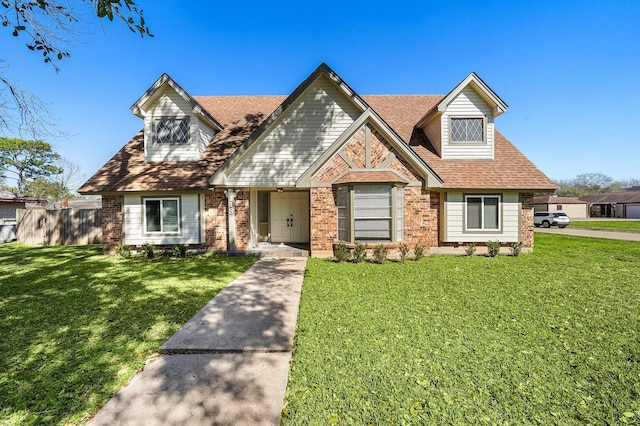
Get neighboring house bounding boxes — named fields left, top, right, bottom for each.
left=580, top=192, right=640, bottom=218
left=79, top=63, right=556, bottom=256
left=0, top=190, right=44, bottom=242
left=533, top=196, right=588, bottom=219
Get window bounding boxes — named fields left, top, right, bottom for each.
left=451, top=118, right=483, bottom=142
left=144, top=198, right=180, bottom=233
left=556, top=205, right=563, bottom=211
left=155, top=118, right=190, bottom=145
left=337, top=185, right=403, bottom=242
left=466, top=195, right=500, bottom=230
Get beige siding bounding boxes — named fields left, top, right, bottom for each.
left=223, top=75, right=361, bottom=186
left=123, top=194, right=201, bottom=245
left=144, top=90, right=214, bottom=161
left=444, top=191, right=520, bottom=243
left=442, top=86, right=494, bottom=160
left=423, top=114, right=441, bottom=155
left=536, top=203, right=588, bottom=219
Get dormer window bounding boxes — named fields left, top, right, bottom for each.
left=155, top=118, right=190, bottom=145
left=451, top=118, right=483, bottom=143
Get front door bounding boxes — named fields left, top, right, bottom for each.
left=270, top=192, right=309, bottom=243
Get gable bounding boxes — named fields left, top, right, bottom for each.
left=213, top=74, right=362, bottom=187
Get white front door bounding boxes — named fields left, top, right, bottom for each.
left=270, top=192, right=309, bottom=243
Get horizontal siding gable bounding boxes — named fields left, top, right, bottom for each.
left=223, top=74, right=362, bottom=186
left=442, top=86, right=495, bottom=160
left=144, top=89, right=214, bottom=162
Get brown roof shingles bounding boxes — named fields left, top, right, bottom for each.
left=79, top=94, right=556, bottom=193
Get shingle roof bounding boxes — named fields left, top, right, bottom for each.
left=579, top=192, right=640, bottom=204
left=533, top=196, right=587, bottom=205
left=79, top=94, right=556, bottom=193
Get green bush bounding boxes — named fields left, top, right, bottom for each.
left=333, top=241, right=350, bottom=263
left=398, top=243, right=410, bottom=263
left=373, top=244, right=389, bottom=264
left=115, top=244, right=131, bottom=259
left=510, top=241, right=524, bottom=257
left=142, top=242, right=156, bottom=259
left=465, top=242, right=477, bottom=257
left=352, top=242, right=367, bottom=263
left=413, top=244, right=425, bottom=260
left=172, top=244, right=187, bottom=258
left=487, top=240, right=500, bottom=257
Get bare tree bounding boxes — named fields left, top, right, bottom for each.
left=0, top=1, right=152, bottom=138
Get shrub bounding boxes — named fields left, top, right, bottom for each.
left=352, top=242, right=367, bottom=264
left=510, top=241, right=524, bottom=257
left=413, top=244, right=425, bottom=260
left=487, top=240, right=500, bottom=257
left=143, top=243, right=156, bottom=259
left=465, top=242, right=477, bottom=257
left=373, top=244, right=389, bottom=264
left=115, top=244, right=131, bottom=259
left=173, top=244, right=187, bottom=258
left=333, top=241, right=350, bottom=263
left=398, top=243, right=410, bottom=263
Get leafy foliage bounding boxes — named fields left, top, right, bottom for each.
left=486, top=240, right=500, bottom=257
left=284, top=234, right=640, bottom=424
left=413, top=244, right=425, bottom=260
left=172, top=244, right=187, bottom=258
left=373, top=244, right=388, bottom=264
left=398, top=243, right=409, bottom=263
left=0, top=245, right=255, bottom=424
left=142, top=242, right=156, bottom=259
left=554, top=173, right=640, bottom=197
left=115, top=243, right=131, bottom=259
left=352, top=242, right=367, bottom=263
left=510, top=241, right=524, bottom=257
left=0, top=137, right=61, bottom=193
left=333, top=241, right=350, bottom=263
left=464, top=242, right=477, bottom=256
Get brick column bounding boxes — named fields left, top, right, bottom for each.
left=310, top=187, right=337, bottom=256
left=204, top=192, right=227, bottom=252
left=520, top=192, right=534, bottom=247
left=102, top=195, right=123, bottom=254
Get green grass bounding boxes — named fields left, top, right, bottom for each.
left=570, top=220, right=640, bottom=233
left=284, top=234, right=640, bottom=425
left=0, top=244, right=256, bottom=425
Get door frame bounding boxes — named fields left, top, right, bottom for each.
left=250, top=189, right=310, bottom=246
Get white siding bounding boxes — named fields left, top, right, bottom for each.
left=144, top=90, right=214, bottom=161
left=223, top=75, right=361, bottom=186
left=123, top=194, right=201, bottom=245
left=442, top=86, right=494, bottom=160
left=443, top=191, right=520, bottom=243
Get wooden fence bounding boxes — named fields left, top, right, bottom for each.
left=17, top=208, right=102, bottom=246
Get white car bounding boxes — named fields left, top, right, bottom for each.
left=534, top=211, right=570, bottom=228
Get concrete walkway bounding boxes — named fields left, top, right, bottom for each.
left=89, top=257, right=307, bottom=426
left=535, top=227, right=640, bottom=241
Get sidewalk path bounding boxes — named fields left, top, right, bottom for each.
left=89, top=257, right=307, bottom=426
left=535, top=227, right=640, bottom=242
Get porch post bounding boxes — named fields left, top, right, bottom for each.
left=224, top=188, right=238, bottom=252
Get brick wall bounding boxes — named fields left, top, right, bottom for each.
left=204, top=192, right=227, bottom=251
left=235, top=191, right=250, bottom=250
left=102, top=195, right=123, bottom=253
left=520, top=192, right=534, bottom=247
left=310, top=187, right=338, bottom=254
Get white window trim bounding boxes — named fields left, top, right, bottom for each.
left=143, top=197, right=181, bottom=234
left=464, top=194, right=501, bottom=231
left=449, top=116, right=486, bottom=144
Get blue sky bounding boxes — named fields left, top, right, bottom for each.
left=3, top=0, right=639, bottom=187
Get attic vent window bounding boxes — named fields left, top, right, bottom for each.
left=156, top=118, right=190, bottom=145
left=451, top=118, right=483, bottom=142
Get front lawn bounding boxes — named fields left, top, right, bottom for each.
left=283, top=234, right=640, bottom=424
left=570, top=220, right=640, bottom=233
left=0, top=245, right=256, bottom=425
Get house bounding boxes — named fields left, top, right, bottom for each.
left=580, top=192, right=640, bottom=218
left=0, top=190, right=45, bottom=242
left=533, top=196, right=588, bottom=219
left=79, top=63, right=556, bottom=256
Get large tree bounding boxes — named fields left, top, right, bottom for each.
left=1, top=1, right=151, bottom=137
left=0, top=137, right=62, bottom=193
